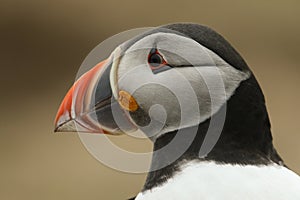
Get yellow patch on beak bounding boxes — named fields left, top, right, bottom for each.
left=118, top=90, right=139, bottom=112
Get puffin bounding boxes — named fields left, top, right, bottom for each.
left=54, top=23, right=300, bottom=200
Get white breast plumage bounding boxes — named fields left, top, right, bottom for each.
left=136, top=161, right=300, bottom=200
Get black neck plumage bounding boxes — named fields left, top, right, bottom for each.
left=142, top=75, right=283, bottom=191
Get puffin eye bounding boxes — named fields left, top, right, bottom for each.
left=148, top=48, right=171, bottom=74
left=149, top=52, right=163, bottom=67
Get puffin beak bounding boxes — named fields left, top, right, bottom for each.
left=54, top=57, right=136, bottom=134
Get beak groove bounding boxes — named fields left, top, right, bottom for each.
left=54, top=59, right=111, bottom=134
left=54, top=57, right=137, bottom=135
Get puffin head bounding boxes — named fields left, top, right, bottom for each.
left=55, top=24, right=286, bottom=195
left=54, top=23, right=274, bottom=160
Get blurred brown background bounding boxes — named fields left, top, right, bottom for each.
left=0, top=0, right=299, bottom=199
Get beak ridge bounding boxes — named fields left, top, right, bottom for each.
left=54, top=58, right=137, bottom=135
left=54, top=60, right=110, bottom=134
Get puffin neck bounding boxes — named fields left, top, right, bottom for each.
left=142, top=75, right=283, bottom=191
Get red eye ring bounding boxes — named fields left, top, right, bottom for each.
left=148, top=48, right=168, bottom=70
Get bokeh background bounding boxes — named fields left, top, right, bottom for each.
left=1, top=1, right=299, bottom=199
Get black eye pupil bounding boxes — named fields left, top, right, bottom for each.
left=149, top=54, right=163, bottom=67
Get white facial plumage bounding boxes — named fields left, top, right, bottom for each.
left=111, top=32, right=250, bottom=139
